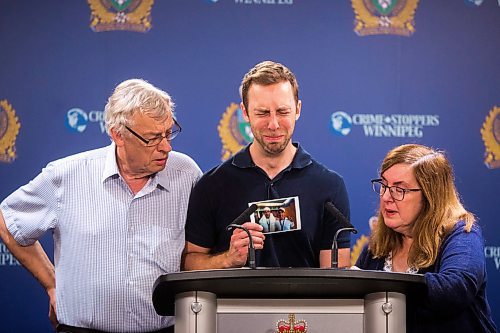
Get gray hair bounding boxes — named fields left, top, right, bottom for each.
left=104, top=79, right=175, bottom=135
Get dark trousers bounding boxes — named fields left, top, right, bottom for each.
left=56, top=324, right=174, bottom=333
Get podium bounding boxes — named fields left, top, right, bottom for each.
left=153, top=268, right=425, bottom=333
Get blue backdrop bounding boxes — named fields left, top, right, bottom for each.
left=0, top=1, right=499, bottom=331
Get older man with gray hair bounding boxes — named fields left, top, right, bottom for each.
left=0, top=79, right=201, bottom=333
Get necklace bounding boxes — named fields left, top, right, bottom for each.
left=384, top=251, right=418, bottom=274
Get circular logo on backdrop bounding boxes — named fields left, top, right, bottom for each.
left=0, top=99, right=21, bottom=163
left=88, top=0, right=154, bottom=32
left=464, top=0, right=484, bottom=6
left=65, top=108, right=89, bottom=133
left=218, top=103, right=253, bottom=161
left=480, top=106, right=500, bottom=169
left=330, top=111, right=352, bottom=136
left=350, top=215, right=378, bottom=266
left=352, top=0, right=419, bottom=36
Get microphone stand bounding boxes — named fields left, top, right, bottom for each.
left=226, top=224, right=256, bottom=269
left=331, top=227, right=357, bottom=268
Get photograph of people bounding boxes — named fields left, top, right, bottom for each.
left=258, top=207, right=279, bottom=232
left=276, top=207, right=294, bottom=231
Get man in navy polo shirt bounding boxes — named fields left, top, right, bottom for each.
left=183, top=61, right=351, bottom=269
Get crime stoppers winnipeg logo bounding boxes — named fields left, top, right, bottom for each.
left=330, top=111, right=439, bottom=138
left=330, top=112, right=353, bottom=136
left=65, top=108, right=107, bottom=134
left=485, top=246, right=500, bottom=270
left=0, top=242, right=20, bottom=266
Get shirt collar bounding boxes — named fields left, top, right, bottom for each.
left=154, top=167, right=170, bottom=190
left=232, top=142, right=312, bottom=170
left=102, top=142, right=120, bottom=182
left=101, top=142, right=169, bottom=191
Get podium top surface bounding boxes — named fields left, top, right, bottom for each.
left=152, top=268, right=426, bottom=316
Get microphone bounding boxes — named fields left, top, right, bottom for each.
left=226, top=224, right=256, bottom=269
left=231, top=204, right=258, bottom=225
left=325, top=202, right=358, bottom=268
left=331, top=227, right=357, bottom=269
left=325, top=202, right=354, bottom=229
left=226, top=204, right=258, bottom=269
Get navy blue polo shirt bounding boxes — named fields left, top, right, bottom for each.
left=185, top=143, right=351, bottom=268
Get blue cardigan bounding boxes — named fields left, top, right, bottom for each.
left=356, top=221, right=497, bottom=333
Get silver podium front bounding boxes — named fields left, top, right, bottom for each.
left=153, top=268, right=425, bottom=333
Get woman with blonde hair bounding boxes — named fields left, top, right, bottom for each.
left=356, top=144, right=497, bottom=332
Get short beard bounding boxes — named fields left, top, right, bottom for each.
left=255, top=135, right=291, bottom=156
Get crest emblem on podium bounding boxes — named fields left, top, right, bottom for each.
left=218, top=102, right=253, bottom=161
left=352, top=0, right=419, bottom=36
left=481, top=106, right=500, bottom=169
left=0, top=99, right=21, bottom=163
left=88, top=0, right=154, bottom=32
left=276, top=314, right=308, bottom=333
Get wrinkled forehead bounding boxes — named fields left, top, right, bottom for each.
left=129, top=110, right=173, bottom=128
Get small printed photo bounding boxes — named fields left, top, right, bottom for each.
left=248, top=196, right=301, bottom=234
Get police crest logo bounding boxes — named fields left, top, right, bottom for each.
left=480, top=106, right=500, bottom=169
left=88, top=0, right=154, bottom=32
left=0, top=99, right=21, bottom=163
left=352, top=0, right=419, bottom=36
left=276, top=314, right=307, bottom=333
left=218, top=102, right=253, bottom=161
left=351, top=234, right=369, bottom=266
left=350, top=216, right=377, bottom=265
